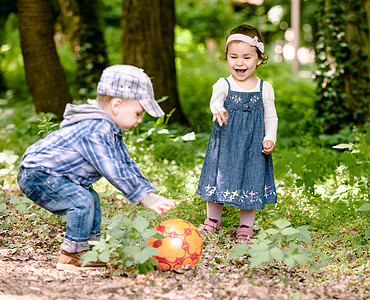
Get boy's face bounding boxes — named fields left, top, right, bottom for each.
left=112, top=98, right=144, bottom=131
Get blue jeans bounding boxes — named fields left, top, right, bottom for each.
left=17, top=168, right=101, bottom=253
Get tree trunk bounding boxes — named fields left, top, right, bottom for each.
left=313, top=0, right=369, bottom=134
left=121, top=0, right=187, bottom=124
left=344, top=0, right=370, bottom=119
left=57, top=0, right=108, bottom=96
left=17, top=0, right=72, bottom=119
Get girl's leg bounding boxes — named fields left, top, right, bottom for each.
left=239, top=209, right=257, bottom=227
left=207, top=201, right=224, bottom=223
left=237, top=209, right=256, bottom=242
left=199, top=201, right=224, bottom=232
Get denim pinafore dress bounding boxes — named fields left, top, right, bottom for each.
left=196, top=78, right=277, bottom=210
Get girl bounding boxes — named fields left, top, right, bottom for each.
left=196, top=24, right=278, bottom=242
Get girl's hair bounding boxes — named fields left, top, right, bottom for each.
left=224, top=24, right=268, bottom=64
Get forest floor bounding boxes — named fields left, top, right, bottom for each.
left=1, top=226, right=369, bottom=299
left=0, top=189, right=369, bottom=300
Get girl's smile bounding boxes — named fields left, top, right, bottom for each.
left=227, top=41, right=262, bottom=88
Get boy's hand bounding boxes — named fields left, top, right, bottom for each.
left=140, top=193, right=175, bottom=216
left=213, top=110, right=228, bottom=126
left=262, top=140, right=275, bottom=155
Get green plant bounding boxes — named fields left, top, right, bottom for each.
left=357, top=203, right=370, bottom=239
left=229, top=219, right=329, bottom=269
left=0, top=150, right=18, bottom=177
left=82, top=214, right=164, bottom=274
left=38, top=113, right=59, bottom=138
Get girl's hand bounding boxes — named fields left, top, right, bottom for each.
left=213, top=110, right=228, bottom=126
left=140, top=193, right=175, bottom=216
left=262, top=140, right=275, bottom=155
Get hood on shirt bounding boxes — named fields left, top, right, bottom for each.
left=60, top=103, right=116, bottom=128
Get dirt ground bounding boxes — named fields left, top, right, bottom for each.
left=0, top=225, right=369, bottom=300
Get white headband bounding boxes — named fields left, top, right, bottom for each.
left=226, top=34, right=264, bottom=53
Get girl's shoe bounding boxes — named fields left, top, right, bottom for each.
left=236, top=226, right=254, bottom=243
left=198, top=218, right=222, bottom=233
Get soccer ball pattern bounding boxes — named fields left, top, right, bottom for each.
left=148, top=218, right=203, bottom=271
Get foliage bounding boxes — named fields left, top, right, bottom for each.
left=229, top=219, right=329, bottom=269
left=82, top=214, right=163, bottom=274
left=37, top=113, right=59, bottom=138
left=313, top=0, right=369, bottom=133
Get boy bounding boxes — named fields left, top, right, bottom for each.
left=17, top=65, right=175, bottom=270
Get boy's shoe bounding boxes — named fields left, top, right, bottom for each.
left=236, top=225, right=254, bottom=243
left=198, top=218, right=222, bottom=233
left=56, top=250, right=106, bottom=271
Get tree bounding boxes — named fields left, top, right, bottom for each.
left=313, top=0, right=369, bottom=134
left=0, top=0, right=18, bottom=94
left=57, top=0, right=108, bottom=96
left=17, top=0, right=72, bottom=118
left=121, top=0, right=187, bottom=124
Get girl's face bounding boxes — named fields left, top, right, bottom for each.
left=112, top=98, right=144, bottom=131
left=227, top=41, right=262, bottom=83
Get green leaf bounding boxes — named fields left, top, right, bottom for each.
left=248, top=243, right=271, bottom=268
left=284, top=257, right=296, bottom=268
left=81, top=251, right=99, bottom=266
left=364, top=227, right=370, bottom=239
left=290, top=157, right=305, bottom=176
left=281, top=227, right=300, bottom=236
left=256, top=229, right=267, bottom=241
left=123, top=245, right=141, bottom=256
left=333, top=143, right=352, bottom=150
left=0, top=203, right=6, bottom=211
left=141, top=229, right=162, bottom=239
left=126, top=261, right=134, bottom=267
left=291, top=253, right=310, bottom=265
left=15, top=204, right=27, bottom=214
left=132, top=246, right=158, bottom=264
left=9, top=197, right=20, bottom=205
left=229, top=244, right=249, bottom=260
left=248, top=241, right=270, bottom=257
left=98, top=251, right=111, bottom=263
left=265, top=228, right=279, bottom=235
left=295, top=226, right=312, bottom=244
left=275, top=219, right=291, bottom=229
left=269, top=247, right=284, bottom=261
left=132, top=215, right=150, bottom=233
left=357, top=203, right=370, bottom=211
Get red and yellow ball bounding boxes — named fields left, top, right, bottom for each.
left=148, top=218, right=203, bottom=271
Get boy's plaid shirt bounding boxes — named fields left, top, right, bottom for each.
left=20, top=119, right=155, bottom=203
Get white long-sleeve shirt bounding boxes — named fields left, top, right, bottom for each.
left=210, top=76, right=278, bottom=144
